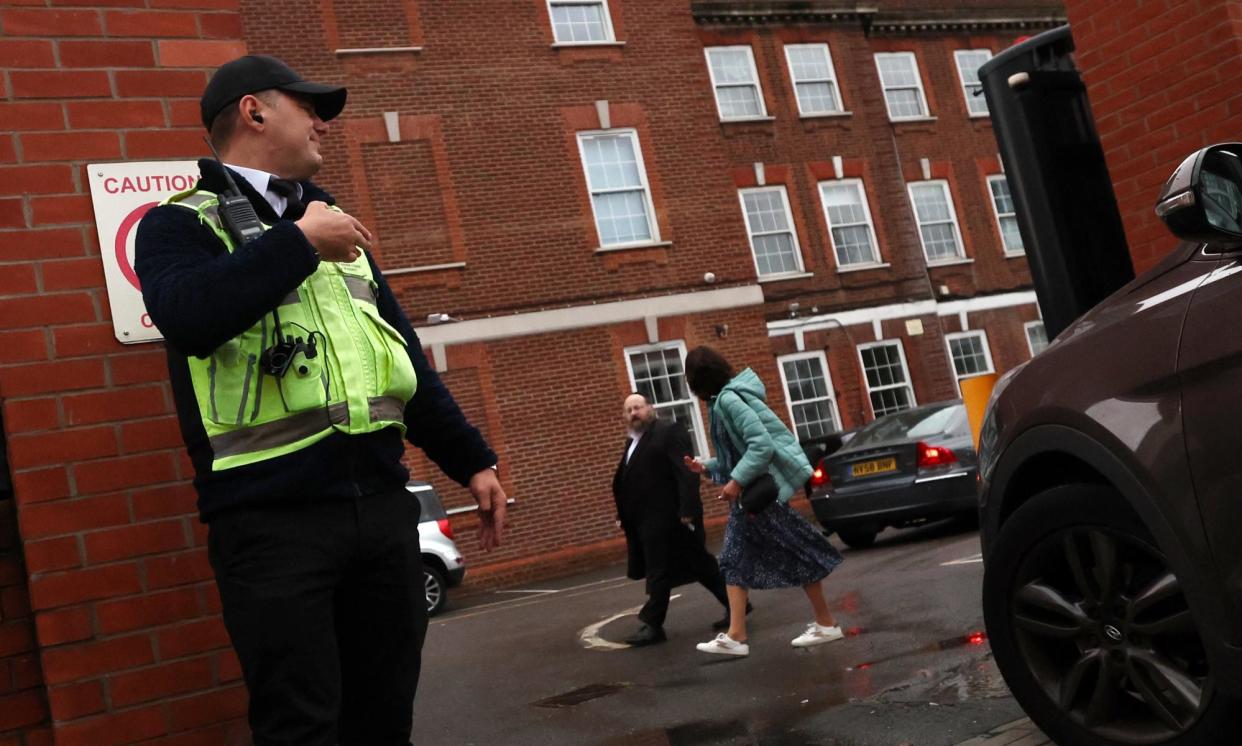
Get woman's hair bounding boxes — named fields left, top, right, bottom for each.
left=685, top=346, right=735, bottom=399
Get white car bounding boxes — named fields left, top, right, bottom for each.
left=408, top=481, right=466, bottom=616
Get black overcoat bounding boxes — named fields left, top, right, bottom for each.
left=612, top=418, right=705, bottom=590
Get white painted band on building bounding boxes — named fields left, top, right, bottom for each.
left=767, top=290, right=1038, bottom=337
left=416, top=285, right=765, bottom=346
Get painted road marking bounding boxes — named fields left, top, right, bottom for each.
left=578, top=594, right=682, bottom=651
left=941, top=553, right=983, bottom=566
left=436, top=577, right=631, bottom=623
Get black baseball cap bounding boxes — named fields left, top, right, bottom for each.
left=200, top=54, right=347, bottom=130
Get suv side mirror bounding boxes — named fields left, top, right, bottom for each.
left=1156, top=142, right=1242, bottom=244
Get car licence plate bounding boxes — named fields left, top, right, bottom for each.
left=851, top=457, right=897, bottom=477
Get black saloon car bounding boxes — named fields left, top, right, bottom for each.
left=808, top=400, right=977, bottom=548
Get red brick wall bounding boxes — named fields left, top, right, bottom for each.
left=0, top=497, right=50, bottom=746
left=0, top=1, right=251, bottom=742
left=1064, top=0, right=1242, bottom=273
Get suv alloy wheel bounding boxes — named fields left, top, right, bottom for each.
left=424, top=565, right=447, bottom=616
left=983, top=485, right=1237, bottom=744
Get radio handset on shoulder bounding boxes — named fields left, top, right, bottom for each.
left=203, top=137, right=317, bottom=379
left=204, top=137, right=264, bottom=247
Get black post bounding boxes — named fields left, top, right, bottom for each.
left=979, top=25, right=1134, bottom=338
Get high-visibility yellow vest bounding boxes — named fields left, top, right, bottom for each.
left=164, top=189, right=418, bottom=471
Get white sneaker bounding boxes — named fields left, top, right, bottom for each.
left=791, top=623, right=844, bottom=648
left=696, top=633, right=749, bottom=657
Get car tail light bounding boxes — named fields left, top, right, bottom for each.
left=437, top=518, right=455, bottom=541
left=916, top=441, right=958, bottom=469
left=810, top=465, right=829, bottom=488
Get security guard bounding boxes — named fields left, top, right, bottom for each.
left=135, top=55, right=507, bottom=745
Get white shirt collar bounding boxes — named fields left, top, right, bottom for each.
left=224, top=163, right=301, bottom=216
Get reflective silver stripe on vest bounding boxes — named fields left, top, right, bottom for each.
left=209, top=396, right=407, bottom=459
left=369, top=395, right=405, bottom=422
left=344, top=275, right=376, bottom=305
left=279, top=290, right=301, bottom=306
left=178, top=192, right=215, bottom=210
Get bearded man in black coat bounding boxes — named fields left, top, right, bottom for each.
left=612, top=394, right=731, bottom=645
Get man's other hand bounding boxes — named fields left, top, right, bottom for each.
left=468, top=468, right=507, bottom=551
left=296, top=201, right=372, bottom=262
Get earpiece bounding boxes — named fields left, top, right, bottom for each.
left=250, top=111, right=264, bottom=123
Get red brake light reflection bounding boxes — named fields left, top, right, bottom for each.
left=810, top=467, right=827, bottom=487
left=916, top=441, right=958, bottom=469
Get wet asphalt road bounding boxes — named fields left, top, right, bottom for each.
left=412, top=517, right=1030, bottom=745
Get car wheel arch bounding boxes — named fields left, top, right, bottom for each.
left=987, top=423, right=1242, bottom=684
left=421, top=553, right=448, bottom=576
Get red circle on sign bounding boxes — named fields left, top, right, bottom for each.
left=115, top=202, right=158, bottom=291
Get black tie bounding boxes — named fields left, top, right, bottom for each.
left=268, top=177, right=304, bottom=218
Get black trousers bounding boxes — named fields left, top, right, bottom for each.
left=638, top=520, right=729, bottom=629
left=207, top=488, right=427, bottom=746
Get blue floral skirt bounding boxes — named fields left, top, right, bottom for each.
left=718, top=501, right=844, bottom=589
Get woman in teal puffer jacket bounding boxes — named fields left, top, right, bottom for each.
left=683, top=346, right=845, bottom=657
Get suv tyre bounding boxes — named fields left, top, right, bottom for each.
left=984, top=484, right=1238, bottom=745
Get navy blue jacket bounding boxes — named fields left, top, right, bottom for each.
left=135, top=159, right=495, bottom=520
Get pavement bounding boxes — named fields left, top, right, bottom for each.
left=416, top=517, right=1052, bottom=745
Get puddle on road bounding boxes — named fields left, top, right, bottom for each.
left=845, top=631, right=987, bottom=672
left=533, top=682, right=631, bottom=708
left=603, top=718, right=816, bottom=746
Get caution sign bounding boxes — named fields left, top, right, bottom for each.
left=88, top=160, right=200, bottom=344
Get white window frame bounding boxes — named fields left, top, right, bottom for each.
left=874, top=52, right=930, bottom=121
left=1024, top=321, right=1049, bottom=357
left=987, top=174, right=1024, bottom=256
left=818, top=178, right=881, bottom=269
left=953, top=49, right=992, bottom=117
left=576, top=128, right=659, bottom=249
left=777, top=351, right=842, bottom=441
left=738, top=185, right=806, bottom=278
left=944, top=330, right=995, bottom=392
left=623, top=341, right=708, bottom=456
left=784, top=43, right=843, bottom=116
left=907, top=180, right=966, bottom=264
left=547, top=0, right=617, bottom=45
left=856, top=340, right=916, bottom=419
left=705, top=46, right=768, bottom=122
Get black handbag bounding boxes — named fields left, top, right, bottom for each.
left=738, top=473, right=779, bottom=514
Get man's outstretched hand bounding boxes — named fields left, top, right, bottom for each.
left=468, top=468, right=507, bottom=551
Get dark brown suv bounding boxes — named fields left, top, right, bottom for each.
left=979, top=143, right=1242, bottom=745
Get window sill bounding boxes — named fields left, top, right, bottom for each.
left=758, top=271, right=814, bottom=284
left=800, top=111, right=852, bottom=120
left=721, top=115, right=776, bottom=124
left=594, top=241, right=673, bottom=254
left=968, top=113, right=991, bottom=120
left=1003, top=251, right=1027, bottom=259
left=385, top=261, right=466, bottom=276
left=836, top=262, right=891, bottom=274
left=926, top=257, right=974, bottom=267
left=552, top=41, right=626, bottom=48
left=335, top=46, right=423, bottom=56
left=890, top=115, right=937, bottom=123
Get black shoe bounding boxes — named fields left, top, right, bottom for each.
left=711, top=602, right=754, bottom=631
left=624, top=624, right=667, bottom=646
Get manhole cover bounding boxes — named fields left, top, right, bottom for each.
left=533, top=682, right=630, bottom=708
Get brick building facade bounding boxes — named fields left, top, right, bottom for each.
left=1060, top=0, right=1242, bottom=274
left=0, top=0, right=1064, bottom=742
